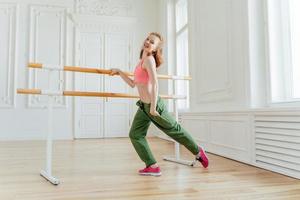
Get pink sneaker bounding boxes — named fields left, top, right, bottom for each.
left=139, top=166, right=162, bottom=176
left=196, top=147, right=209, bottom=168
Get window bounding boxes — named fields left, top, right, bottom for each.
left=175, top=0, right=189, bottom=109
left=267, top=0, right=300, bottom=103
left=289, top=0, right=300, bottom=98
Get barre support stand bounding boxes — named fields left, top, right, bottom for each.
left=163, top=79, right=196, bottom=166
left=40, top=69, right=60, bottom=185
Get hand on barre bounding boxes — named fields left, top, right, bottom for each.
left=110, top=68, right=121, bottom=76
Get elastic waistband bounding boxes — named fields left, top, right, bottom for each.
left=136, top=97, right=162, bottom=108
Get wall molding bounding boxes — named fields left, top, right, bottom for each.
left=70, top=14, right=136, bottom=32
left=28, top=4, right=69, bottom=108
left=194, top=0, right=234, bottom=103
left=75, top=0, right=133, bottom=17
left=180, top=111, right=252, bottom=164
left=178, top=109, right=300, bottom=179
left=0, top=3, right=18, bottom=108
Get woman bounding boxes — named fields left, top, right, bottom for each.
left=110, top=32, right=209, bottom=176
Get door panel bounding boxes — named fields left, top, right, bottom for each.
left=104, top=33, right=131, bottom=137
left=74, top=32, right=104, bottom=138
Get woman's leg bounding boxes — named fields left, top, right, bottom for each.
left=146, top=98, right=209, bottom=168
left=129, top=108, right=157, bottom=167
left=145, top=98, right=199, bottom=155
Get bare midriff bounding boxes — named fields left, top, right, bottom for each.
left=136, top=83, right=152, bottom=104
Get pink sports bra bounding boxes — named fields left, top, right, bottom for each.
left=134, top=60, right=149, bottom=84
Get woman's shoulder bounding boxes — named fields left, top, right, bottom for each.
left=142, top=56, right=156, bottom=67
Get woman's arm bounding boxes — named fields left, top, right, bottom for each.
left=144, top=57, right=159, bottom=116
left=110, top=69, right=135, bottom=88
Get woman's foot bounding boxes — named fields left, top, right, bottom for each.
left=196, top=147, right=209, bottom=168
left=139, top=165, right=161, bottom=176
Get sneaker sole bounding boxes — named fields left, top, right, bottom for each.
left=139, top=172, right=162, bottom=177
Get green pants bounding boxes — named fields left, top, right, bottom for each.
left=129, top=97, right=199, bottom=167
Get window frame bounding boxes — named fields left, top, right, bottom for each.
left=264, top=0, right=300, bottom=106
left=174, top=0, right=190, bottom=111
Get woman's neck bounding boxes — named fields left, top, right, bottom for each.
left=142, top=50, right=150, bottom=59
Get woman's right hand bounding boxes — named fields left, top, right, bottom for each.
left=150, top=108, right=160, bottom=116
left=110, top=68, right=121, bottom=76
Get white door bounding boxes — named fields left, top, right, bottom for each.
left=104, top=33, right=132, bottom=137
left=74, top=33, right=104, bottom=138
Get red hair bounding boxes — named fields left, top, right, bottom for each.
left=139, top=32, right=164, bottom=68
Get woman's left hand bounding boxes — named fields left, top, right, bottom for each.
left=110, top=68, right=121, bottom=75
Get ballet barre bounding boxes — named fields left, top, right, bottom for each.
left=17, top=62, right=194, bottom=185
left=28, top=63, right=192, bottom=80
left=17, top=89, right=186, bottom=99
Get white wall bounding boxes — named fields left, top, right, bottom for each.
left=1, top=0, right=75, bottom=140
left=179, top=109, right=300, bottom=179
left=189, top=0, right=250, bottom=112
left=156, top=0, right=252, bottom=112
left=0, top=0, right=159, bottom=140
left=154, top=0, right=300, bottom=179
left=183, top=0, right=299, bottom=148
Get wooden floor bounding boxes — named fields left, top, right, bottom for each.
left=0, top=138, right=299, bottom=200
